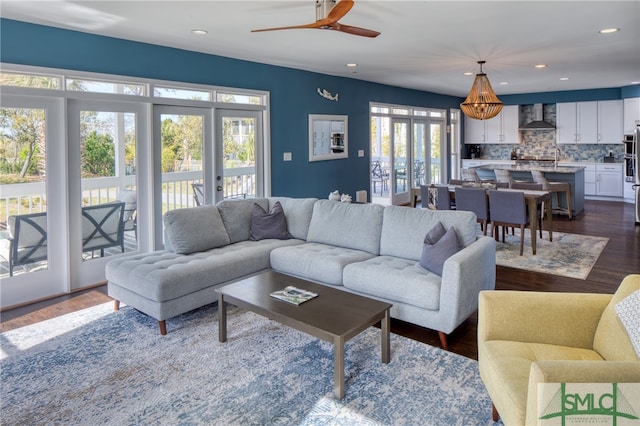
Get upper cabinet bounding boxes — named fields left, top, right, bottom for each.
left=624, top=97, right=640, bottom=134
left=557, top=100, right=622, bottom=144
left=464, top=105, right=519, bottom=144
left=557, top=101, right=598, bottom=144
left=597, top=100, right=623, bottom=144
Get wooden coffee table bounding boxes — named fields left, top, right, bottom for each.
left=216, top=270, right=392, bottom=399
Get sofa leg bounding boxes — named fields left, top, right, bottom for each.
left=492, top=403, right=499, bottom=422
left=438, top=331, right=449, bottom=351
left=113, top=300, right=120, bottom=311
left=158, top=320, right=167, bottom=336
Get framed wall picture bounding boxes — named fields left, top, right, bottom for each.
left=308, top=114, right=348, bottom=162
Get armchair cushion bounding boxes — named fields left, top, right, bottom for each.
left=419, top=221, right=461, bottom=276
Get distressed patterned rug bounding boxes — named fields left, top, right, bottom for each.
left=491, top=229, right=608, bottom=280
left=1, top=302, right=497, bottom=425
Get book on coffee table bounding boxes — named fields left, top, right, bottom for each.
left=270, top=286, right=318, bottom=305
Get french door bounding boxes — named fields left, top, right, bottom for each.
left=214, top=109, right=263, bottom=202
left=390, top=118, right=411, bottom=205
left=67, top=100, right=148, bottom=290
left=0, top=95, right=67, bottom=306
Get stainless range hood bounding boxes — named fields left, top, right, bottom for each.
left=519, top=103, right=555, bottom=130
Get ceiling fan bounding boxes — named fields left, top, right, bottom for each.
left=251, top=0, right=380, bottom=38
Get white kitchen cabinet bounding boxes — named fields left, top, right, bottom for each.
left=624, top=97, right=640, bottom=134
left=597, top=100, right=623, bottom=144
left=557, top=101, right=598, bottom=144
left=464, top=105, right=519, bottom=144
left=596, top=163, right=623, bottom=197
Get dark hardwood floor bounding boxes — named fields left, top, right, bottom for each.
left=2, top=200, right=639, bottom=361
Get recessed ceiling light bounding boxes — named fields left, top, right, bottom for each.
left=191, top=29, right=208, bottom=35
left=463, top=72, right=473, bottom=76
left=499, top=82, right=508, bottom=85
left=346, top=63, right=358, bottom=67
left=632, top=81, right=640, bottom=85
left=560, top=77, right=569, bottom=81
left=599, top=28, right=620, bottom=34
left=534, top=64, right=547, bottom=69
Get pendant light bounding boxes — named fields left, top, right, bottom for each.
left=460, top=61, right=503, bottom=120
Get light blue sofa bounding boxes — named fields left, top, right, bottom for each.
left=106, top=197, right=496, bottom=347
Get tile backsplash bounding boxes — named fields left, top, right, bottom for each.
left=472, top=104, right=624, bottom=163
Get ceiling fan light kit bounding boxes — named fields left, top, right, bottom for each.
left=251, top=0, right=380, bottom=38
left=461, top=61, right=503, bottom=120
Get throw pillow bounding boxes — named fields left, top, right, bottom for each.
left=249, top=201, right=292, bottom=241
left=615, top=289, right=640, bottom=357
left=419, top=221, right=461, bottom=276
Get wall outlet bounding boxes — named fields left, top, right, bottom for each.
left=283, top=152, right=292, bottom=161
left=358, top=150, right=364, bottom=157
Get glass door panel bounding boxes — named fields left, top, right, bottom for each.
left=153, top=105, right=209, bottom=248
left=429, top=122, right=445, bottom=184
left=413, top=121, right=427, bottom=187
left=68, top=100, right=145, bottom=290
left=370, top=116, right=391, bottom=202
left=0, top=96, right=66, bottom=308
left=391, top=118, right=410, bottom=205
left=215, top=109, right=262, bottom=202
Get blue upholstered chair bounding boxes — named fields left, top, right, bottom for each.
left=455, top=187, right=490, bottom=235
left=488, top=190, right=532, bottom=255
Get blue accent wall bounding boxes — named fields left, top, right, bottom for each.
left=2, top=18, right=638, bottom=197
left=0, top=18, right=463, bottom=199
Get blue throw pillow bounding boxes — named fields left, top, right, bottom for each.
left=249, top=201, right=292, bottom=241
left=419, top=221, right=461, bottom=276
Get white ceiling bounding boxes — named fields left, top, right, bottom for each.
left=2, top=1, right=639, bottom=97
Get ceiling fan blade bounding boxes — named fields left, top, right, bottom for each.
left=251, top=22, right=321, bottom=33
left=332, top=23, right=380, bottom=38
left=324, top=0, right=354, bottom=24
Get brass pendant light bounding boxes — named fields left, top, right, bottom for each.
left=460, top=61, right=503, bottom=120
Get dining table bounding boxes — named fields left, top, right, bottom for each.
left=411, top=185, right=553, bottom=255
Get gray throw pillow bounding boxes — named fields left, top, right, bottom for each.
left=249, top=201, right=292, bottom=241
left=419, top=221, right=461, bottom=276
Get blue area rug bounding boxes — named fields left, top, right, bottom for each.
left=1, top=303, right=497, bottom=425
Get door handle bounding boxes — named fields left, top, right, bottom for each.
left=216, top=186, right=222, bottom=192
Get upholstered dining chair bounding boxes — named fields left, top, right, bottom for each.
left=455, top=187, right=490, bottom=235
left=531, top=170, right=572, bottom=220
left=488, top=190, right=532, bottom=255
left=510, top=182, right=544, bottom=238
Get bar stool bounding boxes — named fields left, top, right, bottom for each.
left=493, top=169, right=513, bottom=186
left=531, top=170, right=572, bottom=220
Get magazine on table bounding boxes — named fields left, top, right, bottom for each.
left=270, top=286, right=318, bottom=305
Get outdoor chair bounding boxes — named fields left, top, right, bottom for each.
left=371, top=161, right=389, bottom=195
left=82, top=202, right=126, bottom=257
left=192, top=183, right=205, bottom=206
left=117, top=189, right=137, bottom=236
left=2, top=211, right=48, bottom=276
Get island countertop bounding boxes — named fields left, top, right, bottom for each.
left=474, top=163, right=585, bottom=173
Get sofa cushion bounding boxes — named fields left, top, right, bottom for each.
left=217, top=198, right=269, bottom=243
left=306, top=200, right=384, bottom=254
left=270, top=242, right=376, bottom=286
left=343, top=256, right=442, bottom=310
left=106, top=239, right=303, bottom=302
left=380, top=206, right=476, bottom=261
left=163, top=205, right=230, bottom=254
left=593, top=274, right=640, bottom=361
left=419, top=222, right=461, bottom=276
left=268, top=197, right=317, bottom=240
left=249, top=201, right=292, bottom=241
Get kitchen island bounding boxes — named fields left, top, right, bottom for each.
left=473, top=163, right=585, bottom=217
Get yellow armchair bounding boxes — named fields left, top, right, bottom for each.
left=478, top=274, right=640, bottom=426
